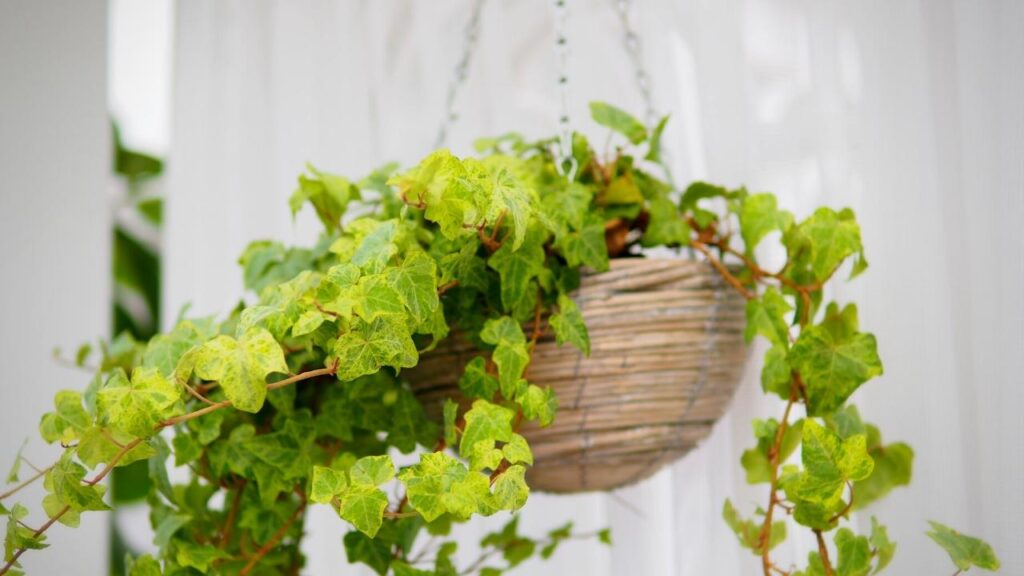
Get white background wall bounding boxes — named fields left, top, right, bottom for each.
left=0, top=0, right=110, bottom=573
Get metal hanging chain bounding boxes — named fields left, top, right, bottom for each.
left=435, top=0, right=487, bottom=149
left=612, top=0, right=656, bottom=127
left=552, top=0, right=578, bottom=180
left=612, top=0, right=676, bottom=188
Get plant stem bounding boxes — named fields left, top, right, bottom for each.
left=239, top=493, right=306, bottom=576
left=692, top=240, right=755, bottom=299
left=0, top=464, right=53, bottom=501
left=813, top=529, right=835, bottom=576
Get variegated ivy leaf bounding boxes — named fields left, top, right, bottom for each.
left=927, top=521, right=1000, bottom=572
left=737, top=192, right=793, bottom=253
left=330, top=316, right=418, bottom=382
left=487, top=229, right=547, bottom=310
left=385, top=251, right=439, bottom=328
left=549, top=294, right=590, bottom=356
left=96, top=367, right=181, bottom=437
left=289, top=163, right=360, bottom=231
left=492, top=464, right=529, bottom=511
left=44, top=453, right=109, bottom=514
left=193, top=326, right=288, bottom=413
left=38, top=390, right=91, bottom=445
left=788, top=304, right=882, bottom=416
left=459, top=400, right=515, bottom=459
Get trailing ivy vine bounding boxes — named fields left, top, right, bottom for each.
left=2, top=103, right=999, bottom=575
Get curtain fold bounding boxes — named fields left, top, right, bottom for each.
left=166, top=1, right=1023, bottom=573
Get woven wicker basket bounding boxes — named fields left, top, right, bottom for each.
left=409, top=257, right=749, bottom=493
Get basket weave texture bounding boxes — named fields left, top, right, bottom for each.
left=409, top=257, right=749, bottom=493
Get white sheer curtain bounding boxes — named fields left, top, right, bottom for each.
left=166, top=1, right=1023, bottom=574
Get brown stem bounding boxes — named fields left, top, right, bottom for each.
left=437, top=280, right=459, bottom=295
left=0, top=464, right=53, bottom=501
left=692, top=240, right=755, bottom=300
left=219, top=481, right=246, bottom=549
left=239, top=493, right=306, bottom=576
left=162, top=364, right=337, bottom=428
left=759, top=388, right=797, bottom=576
left=813, top=529, right=835, bottom=576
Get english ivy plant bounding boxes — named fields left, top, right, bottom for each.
left=1, top=103, right=999, bottom=576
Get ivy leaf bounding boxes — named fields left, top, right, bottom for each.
left=833, top=528, right=872, bottom=576
left=343, top=530, right=392, bottom=575
left=292, top=309, right=328, bottom=337
left=516, top=384, right=557, bottom=427
left=796, top=420, right=873, bottom=511
left=488, top=233, right=546, bottom=310
left=460, top=401, right=515, bottom=458
left=289, top=164, right=359, bottom=231
left=399, top=452, right=487, bottom=523
left=351, top=220, right=401, bottom=274
left=350, top=455, right=396, bottom=486
left=193, top=326, right=287, bottom=413
left=550, top=294, right=590, bottom=356
left=502, top=433, right=533, bottom=466
left=738, top=193, right=793, bottom=253
left=480, top=316, right=526, bottom=346
left=440, top=242, right=489, bottom=291
left=5, top=439, right=26, bottom=483
left=642, top=195, right=690, bottom=247
left=353, top=274, right=406, bottom=321
left=459, top=357, right=499, bottom=400
left=869, top=517, right=896, bottom=574
left=722, top=499, right=785, bottom=554
left=486, top=168, right=534, bottom=251
left=142, top=319, right=213, bottom=377
left=5, top=504, right=48, bottom=560
left=555, top=214, right=608, bottom=272
left=589, top=102, right=647, bottom=144
left=602, top=176, right=644, bottom=205
left=492, top=465, right=529, bottom=511
left=740, top=418, right=803, bottom=484
left=97, top=367, right=180, bottom=437
left=761, top=344, right=792, bottom=399
left=331, top=316, right=418, bottom=382
left=310, top=465, right=349, bottom=504
left=174, top=540, right=229, bottom=573
left=44, top=453, right=109, bottom=513
left=493, top=343, right=530, bottom=399
left=125, top=554, right=163, bottom=576
left=788, top=308, right=882, bottom=416
left=339, top=484, right=390, bottom=538
left=39, top=390, right=91, bottom=444
left=854, top=440, right=913, bottom=511
left=386, top=252, right=440, bottom=328
left=77, top=427, right=155, bottom=469
left=466, top=439, right=504, bottom=472
left=645, top=115, right=670, bottom=162
left=785, top=207, right=866, bottom=281
left=745, top=287, right=792, bottom=348
left=926, top=521, right=1000, bottom=572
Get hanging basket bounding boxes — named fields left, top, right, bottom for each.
left=409, top=257, right=749, bottom=493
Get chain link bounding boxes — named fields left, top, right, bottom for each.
left=552, top=0, right=578, bottom=179
left=612, top=0, right=656, bottom=127
left=435, top=0, right=487, bottom=149
left=612, top=0, right=675, bottom=187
